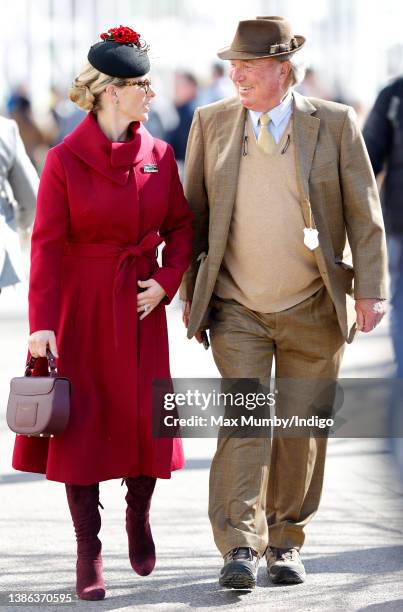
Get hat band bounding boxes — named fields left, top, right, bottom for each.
left=267, top=37, right=299, bottom=54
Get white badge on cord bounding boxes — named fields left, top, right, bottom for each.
left=303, top=228, right=319, bottom=250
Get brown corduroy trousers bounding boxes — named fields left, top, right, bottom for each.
left=208, top=286, right=345, bottom=557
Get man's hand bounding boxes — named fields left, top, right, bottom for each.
left=137, top=279, right=166, bottom=321
left=181, top=300, right=203, bottom=343
left=355, top=298, right=386, bottom=333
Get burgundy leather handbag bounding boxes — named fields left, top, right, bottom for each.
left=6, top=350, right=70, bottom=437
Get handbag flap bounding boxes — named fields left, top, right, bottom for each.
left=10, top=376, right=57, bottom=396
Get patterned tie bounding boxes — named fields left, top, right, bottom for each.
left=257, top=112, right=276, bottom=154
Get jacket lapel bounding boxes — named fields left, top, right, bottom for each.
left=292, top=92, right=336, bottom=293
left=210, top=99, right=246, bottom=263
left=292, top=91, right=320, bottom=201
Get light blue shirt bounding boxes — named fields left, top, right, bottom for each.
left=249, top=90, right=293, bottom=144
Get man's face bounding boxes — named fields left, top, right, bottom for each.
left=229, top=58, right=287, bottom=111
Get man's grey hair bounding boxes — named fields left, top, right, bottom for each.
left=276, top=53, right=306, bottom=86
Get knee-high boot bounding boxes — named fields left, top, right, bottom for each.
left=124, top=476, right=156, bottom=576
left=65, top=483, right=105, bottom=601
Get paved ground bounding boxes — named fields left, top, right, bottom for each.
left=0, top=283, right=402, bottom=611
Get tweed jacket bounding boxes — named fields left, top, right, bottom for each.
left=180, top=91, right=388, bottom=343
left=0, top=116, right=38, bottom=288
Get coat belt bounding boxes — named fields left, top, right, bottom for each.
left=64, top=231, right=164, bottom=349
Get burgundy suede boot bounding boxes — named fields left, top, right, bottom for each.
left=65, top=483, right=105, bottom=601
left=124, top=476, right=156, bottom=576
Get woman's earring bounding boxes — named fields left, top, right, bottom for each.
left=115, top=94, right=119, bottom=106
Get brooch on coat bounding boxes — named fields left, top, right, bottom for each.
left=143, top=164, right=158, bottom=173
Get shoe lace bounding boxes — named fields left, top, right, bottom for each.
left=273, top=547, right=298, bottom=561
left=282, top=549, right=296, bottom=561
left=230, top=547, right=255, bottom=561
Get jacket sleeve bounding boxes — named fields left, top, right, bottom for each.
left=362, top=85, right=394, bottom=176
left=178, top=108, right=210, bottom=301
left=28, top=148, right=69, bottom=333
left=151, top=145, right=193, bottom=304
left=340, top=107, right=388, bottom=299
left=8, top=120, right=39, bottom=230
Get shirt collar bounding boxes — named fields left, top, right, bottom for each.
left=249, top=89, right=293, bottom=129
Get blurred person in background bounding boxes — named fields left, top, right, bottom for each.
left=363, top=76, right=403, bottom=481
left=144, top=107, right=166, bottom=140
left=11, top=25, right=193, bottom=601
left=198, top=62, right=235, bottom=105
left=0, top=115, right=38, bottom=293
left=363, top=77, right=403, bottom=378
left=166, top=71, right=199, bottom=168
left=295, top=67, right=332, bottom=100
left=49, top=86, right=86, bottom=144
left=181, top=15, right=387, bottom=589
left=144, top=73, right=180, bottom=141
left=6, top=85, right=30, bottom=115
left=7, top=86, right=51, bottom=171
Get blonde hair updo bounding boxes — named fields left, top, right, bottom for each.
left=69, top=62, right=127, bottom=112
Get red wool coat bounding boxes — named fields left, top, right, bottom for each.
left=12, top=112, right=193, bottom=485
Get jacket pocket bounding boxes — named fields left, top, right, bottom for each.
left=334, top=257, right=354, bottom=297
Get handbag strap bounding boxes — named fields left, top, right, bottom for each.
left=25, top=349, right=57, bottom=378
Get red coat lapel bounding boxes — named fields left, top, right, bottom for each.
left=64, top=112, right=155, bottom=185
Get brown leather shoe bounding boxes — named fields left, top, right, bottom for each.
left=266, top=546, right=306, bottom=584
left=219, top=547, right=259, bottom=589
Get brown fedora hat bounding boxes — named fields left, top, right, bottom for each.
left=217, top=16, right=305, bottom=60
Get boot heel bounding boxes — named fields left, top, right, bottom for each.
left=76, top=557, right=105, bottom=600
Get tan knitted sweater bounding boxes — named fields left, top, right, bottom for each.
left=215, top=116, right=322, bottom=312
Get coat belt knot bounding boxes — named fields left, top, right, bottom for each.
left=64, top=231, right=164, bottom=349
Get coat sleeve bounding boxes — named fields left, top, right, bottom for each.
left=362, top=85, right=394, bottom=176
left=339, top=107, right=388, bottom=299
left=8, top=120, right=39, bottom=230
left=178, top=108, right=210, bottom=301
left=151, top=145, right=193, bottom=304
left=28, top=148, right=70, bottom=333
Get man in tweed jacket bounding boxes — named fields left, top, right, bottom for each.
left=180, top=17, right=387, bottom=588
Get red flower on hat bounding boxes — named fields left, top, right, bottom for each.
left=101, top=25, right=141, bottom=47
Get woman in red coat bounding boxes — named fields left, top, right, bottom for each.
left=12, top=26, right=193, bottom=601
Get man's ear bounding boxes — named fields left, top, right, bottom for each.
left=279, top=61, right=292, bottom=86
left=280, top=61, right=291, bottom=79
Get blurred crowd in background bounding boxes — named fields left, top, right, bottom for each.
left=4, top=63, right=236, bottom=172
left=1, top=63, right=383, bottom=175
left=1, top=0, right=402, bottom=173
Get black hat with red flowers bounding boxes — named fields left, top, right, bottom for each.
left=88, top=26, right=150, bottom=78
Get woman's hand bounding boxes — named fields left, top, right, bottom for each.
left=28, top=330, right=59, bottom=358
left=137, top=279, right=166, bottom=320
